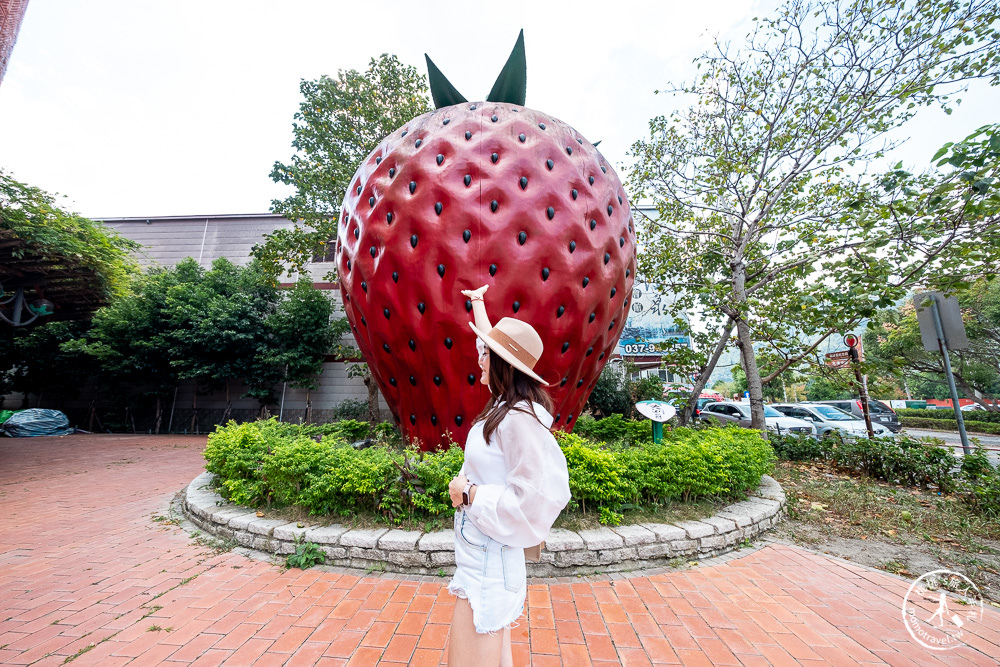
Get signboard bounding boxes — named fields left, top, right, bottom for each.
left=635, top=400, right=677, bottom=423
left=915, top=292, right=969, bottom=351
left=825, top=350, right=851, bottom=368
left=616, top=283, right=690, bottom=356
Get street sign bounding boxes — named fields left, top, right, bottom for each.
left=844, top=333, right=860, bottom=348
left=634, top=400, right=677, bottom=423
left=825, top=350, right=851, bottom=368
left=915, top=292, right=968, bottom=351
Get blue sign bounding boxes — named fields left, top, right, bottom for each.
left=617, top=283, right=690, bottom=356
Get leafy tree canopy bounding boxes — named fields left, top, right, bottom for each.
left=1, top=170, right=139, bottom=322
left=255, top=54, right=433, bottom=280
left=629, top=0, right=1000, bottom=429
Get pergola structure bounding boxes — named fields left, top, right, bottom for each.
left=0, top=228, right=109, bottom=326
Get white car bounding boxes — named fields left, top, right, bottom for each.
left=771, top=403, right=892, bottom=438
left=700, top=402, right=815, bottom=435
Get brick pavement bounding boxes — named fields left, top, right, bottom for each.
left=1, top=434, right=997, bottom=666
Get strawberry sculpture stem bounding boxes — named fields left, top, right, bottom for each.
left=337, top=31, right=637, bottom=450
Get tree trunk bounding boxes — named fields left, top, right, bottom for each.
left=731, top=256, right=766, bottom=432
left=364, top=368, right=381, bottom=424
left=679, top=317, right=735, bottom=426
left=154, top=396, right=162, bottom=434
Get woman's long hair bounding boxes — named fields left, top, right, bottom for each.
left=475, top=349, right=553, bottom=444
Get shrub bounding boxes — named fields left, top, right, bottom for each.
left=898, top=408, right=1000, bottom=424
left=769, top=432, right=835, bottom=461
left=556, top=432, right=633, bottom=513
left=830, top=435, right=959, bottom=492
left=899, top=416, right=1000, bottom=435
left=573, top=413, right=652, bottom=446
left=332, top=398, right=369, bottom=421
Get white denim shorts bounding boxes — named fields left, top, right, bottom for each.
left=448, top=509, right=526, bottom=634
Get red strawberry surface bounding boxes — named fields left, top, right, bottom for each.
left=337, top=102, right=636, bottom=449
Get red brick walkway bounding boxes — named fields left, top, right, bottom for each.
left=1, top=434, right=997, bottom=666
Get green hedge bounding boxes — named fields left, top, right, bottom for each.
left=898, top=408, right=1000, bottom=424
left=204, top=417, right=775, bottom=526
left=899, top=416, right=1000, bottom=435
left=770, top=432, right=1000, bottom=516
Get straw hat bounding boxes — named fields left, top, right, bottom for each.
left=469, top=317, right=549, bottom=386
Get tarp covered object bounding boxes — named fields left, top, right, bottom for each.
left=0, top=409, right=74, bottom=437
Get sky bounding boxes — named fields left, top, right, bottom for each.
left=0, top=0, right=994, bottom=219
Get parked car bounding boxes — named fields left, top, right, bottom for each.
left=960, top=403, right=989, bottom=412
left=770, top=403, right=892, bottom=438
left=699, top=402, right=814, bottom=435
left=806, top=399, right=902, bottom=433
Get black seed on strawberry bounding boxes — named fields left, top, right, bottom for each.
left=389, top=167, right=396, bottom=177
left=465, top=300, right=473, bottom=312
left=561, top=342, right=569, bottom=353
left=455, top=415, right=463, bottom=426
left=607, top=205, right=614, bottom=216
left=418, top=302, right=425, bottom=314
left=465, top=131, right=472, bottom=140
left=383, top=308, right=390, bottom=319
left=402, top=130, right=408, bottom=137
left=376, top=156, right=382, bottom=164
left=626, top=269, right=631, bottom=278
left=383, top=343, right=391, bottom=353
left=608, top=320, right=616, bottom=330
left=468, top=374, right=476, bottom=385
left=434, top=376, right=442, bottom=386
left=392, top=272, right=399, bottom=282
left=409, top=181, right=417, bottom=194
left=555, top=414, right=561, bottom=422
left=519, top=176, right=528, bottom=190
left=546, top=159, right=554, bottom=170
left=618, top=194, right=623, bottom=204
left=519, top=134, right=526, bottom=142
left=431, top=415, right=438, bottom=425
left=470, top=104, right=476, bottom=110
left=586, top=347, right=593, bottom=356
left=491, top=115, right=498, bottom=122
left=415, top=139, right=422, bottom=148
left=443, top=119, right=450, bottom=125
left=604, top=253, right=611, bottom=264
left=546, top=207, right=555, bottom=219
left=571, top=189, right=578, bottom=199
left=353, top=228, right=359, bottom=239
left=361, top=316, right=367, bottom=326
left=599, top=352, right=605, bottom=360
left=589, top=176, right=595, bottom=185
left=577, top=379, right=584, bottom=387
left=410, top=235, right=418, bottom=248
left=569, top=241, right=576, bottom=253
left=610, top=287, right=617, bottom=298
left=538, top=122, right=546, bottom=129
left=361, top=281, right=367, bottom=292
left=566, top=146, right=573, bottom=155
left=590, top=219, right=597, bottom=230
left=620, top=236, right=625, bottom=247
left=589, top=312, right=596, bottom=323
left=390, top=377, right=397, bottom=386
left=560, top=377, right=568, bottom=387
left=409, top=376, right=417, bottom=386
left=435, top=202, right=443, bottom=215
left=489, top=264, right=497, bottom=276
left=518, top=231, right=527, bottom=245
left=464, top=174, right=472, bottom=186
left=602, top=165, right=607, bottom=173
left=513, top=301, right=520, bottom=312
left=437, top=264, right=445, bottom=277
left=542, top=267, right=550, bottom=280
left=409, top=339, right=416, bottom=351
left=445, top=337, right=453, bottom=349
left=491, top=153, right=499, bottom=164
left=582, top=277, right=590, bottom=287
left=410, top=414, right=416, bottom=425
left=370, top=246, right=377, bottom=257
left=557, top=305, right=565, bottom=317
left=346, top=259, right=352, bottom=269
left=369, top=197, right=375, bottom=207
left=490, top=200, right=499, bottom=212
left=463, top=230, right=471, bottom=243
left=436, top=154, right=444, bottom=165
left=386, top=212, right=393, bottom=224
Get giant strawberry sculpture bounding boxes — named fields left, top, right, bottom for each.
left=336, top=32, right=636, bottom=449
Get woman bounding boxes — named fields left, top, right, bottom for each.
left=447, top=285, right=571, bottom=666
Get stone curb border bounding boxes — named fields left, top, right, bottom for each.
left=182, top=472, right=785, bottom=577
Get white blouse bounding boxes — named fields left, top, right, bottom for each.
left=462, top=401, right=571, bottom=548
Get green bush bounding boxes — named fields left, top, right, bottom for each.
left=573, top=413, right=652, bottom=446
left=332, top=398, right=369, bottom=421
left=205, top=417, right=777, bottom=527
left=898, top=408, right=1000, bottom=424
left=769, top=432, right=835, bottom=461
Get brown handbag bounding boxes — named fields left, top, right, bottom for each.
left=524, top=542, right=544, bottom=563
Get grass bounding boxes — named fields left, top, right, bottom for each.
left=772, top=459, right=1000, bottom=603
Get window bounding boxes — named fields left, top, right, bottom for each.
left=312, top=240, right=337, bottom=263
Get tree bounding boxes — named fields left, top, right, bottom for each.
left=1, top=170, right=138, bottom=323
left=865, top=278, right=1000, bottom=410
left=0, top=320, right=97, bottom=409
left=254, top=54, right=433, bottom=280
left=629, top=0, right=1000, bottom=430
